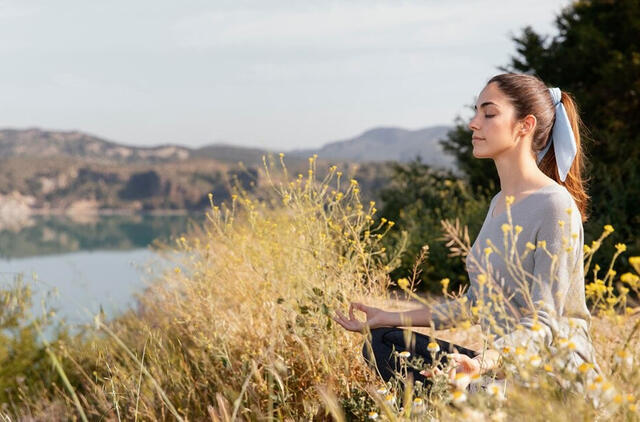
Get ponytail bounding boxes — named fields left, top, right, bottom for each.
left=537, top=90, right=590, bottom=222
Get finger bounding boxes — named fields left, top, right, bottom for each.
left=348, top=303, right=355, bottom=320
left=352, top=302, right=368, bottom=313
left=333, top=312, right=349, bottom=327
left=334, top=316, right=355, bottom=331
left=332, top=314, right=346, bottom=328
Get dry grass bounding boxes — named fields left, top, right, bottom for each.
left=2, top=154, right=640, bottom=421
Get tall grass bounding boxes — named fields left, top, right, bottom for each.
left=0, top=154, right=639, bottom=421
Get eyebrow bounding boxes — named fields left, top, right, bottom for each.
left=473, top=101, right=498, bottom=110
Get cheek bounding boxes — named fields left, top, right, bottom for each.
left=472, top=119, right=512, bottom=157
left=486, top=120, right=513, bottom=144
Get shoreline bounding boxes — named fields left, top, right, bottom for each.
left=29, top=208, right=204, bottom=217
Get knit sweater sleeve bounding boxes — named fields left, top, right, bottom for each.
left=429, top=288, right=475, bottom=330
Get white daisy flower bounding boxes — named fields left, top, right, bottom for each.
left=451, top=389, right=467, bottom=405
left=453, top=372, right=471, bottom=390
left=412, top=397, right=426, bottom=414
left=529, top=355, right=542, bottom=367
left=470, top=373, right=483, bottom=385
left=486, top=382, right=506, bottom=401
left=398, top=350, right=411, bottom=359
left=384, top=393, right=396, bottom=405
left=368, top=411, right=379, bottom=420
left=614, top=350, right=633, bottom=370
left=427, top=342, right=440, bottom=353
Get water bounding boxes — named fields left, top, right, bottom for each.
left=0, top=213, right=206, bottom=330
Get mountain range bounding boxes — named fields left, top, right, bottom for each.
left=0, top=125, right=455, bottom=168
left=289, top=125, right=454, bottom=169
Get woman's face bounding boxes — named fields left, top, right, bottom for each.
left=468, top=82, right=521, bottom=159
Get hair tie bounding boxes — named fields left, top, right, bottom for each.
left=536, top=87, right=577, bottom=182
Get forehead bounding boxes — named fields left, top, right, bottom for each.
left=475, top=82, right=507, bottom=108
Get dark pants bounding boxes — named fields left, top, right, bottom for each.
left=362, top=327, right=477, bottom=384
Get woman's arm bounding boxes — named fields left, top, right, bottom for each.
left=333, top=302, right=433, bottom=332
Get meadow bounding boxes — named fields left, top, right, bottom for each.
left=1, top=154, right=639, bottom=421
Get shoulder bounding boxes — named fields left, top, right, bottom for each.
left=532, top=183, right=578, bottom=216
left=533, top=183, right=583, bottom=236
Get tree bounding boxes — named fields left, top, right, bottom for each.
left=443, top=0, right=640, bottom=257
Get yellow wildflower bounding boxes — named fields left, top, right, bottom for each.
left=615, top=243, right=627, bottom=253
left=621, top=272, right=639, bottom=286
left=604, top=224, right=614, bottom=233
left=501, top=223, right=511, bottom=233
left=441, top=278, right=450, bottom=291
left=477, top=274, right=487, bottom=285
left=397, top=278, right=410, bottom=289
left=505, top=195, right=515, bottom=205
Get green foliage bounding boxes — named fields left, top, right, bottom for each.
left=378, top=158, right=490, bottom=293
left=0, top=276, right=66, bottom=405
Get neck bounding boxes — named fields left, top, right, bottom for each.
left=493, top=148, right=550, bottom=195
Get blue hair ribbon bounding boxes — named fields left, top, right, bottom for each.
left=536, top=87, right=577, bottom=182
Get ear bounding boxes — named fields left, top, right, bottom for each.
left=519, top=114, right=537, bottom=136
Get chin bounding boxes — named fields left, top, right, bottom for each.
left=472, top=148, right=492, bottom=159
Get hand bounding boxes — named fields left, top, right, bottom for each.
left=420, top=353, right=481, bottom=389
left=333, top=302, right=386, bottom=333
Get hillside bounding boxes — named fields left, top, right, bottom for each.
left=0, top=126, right=455, bottom=226
left=288, top=125, right=455, bottom=169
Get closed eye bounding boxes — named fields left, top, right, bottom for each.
left=485, top=114, right=495, bottom=118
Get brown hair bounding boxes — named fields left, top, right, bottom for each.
left=487, top=73, right=589, bottom=222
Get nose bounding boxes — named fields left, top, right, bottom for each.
left=468, top=114, right=480, bottom=131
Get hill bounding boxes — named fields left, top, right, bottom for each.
left=288, top=125, right=455, bottom=169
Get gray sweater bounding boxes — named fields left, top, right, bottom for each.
left=430, top=183, right=601, bottom=373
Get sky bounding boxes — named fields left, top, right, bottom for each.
left=0, top=0, right=573, bottom=151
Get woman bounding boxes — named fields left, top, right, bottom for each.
left=334, top=73, right=601, bottom=390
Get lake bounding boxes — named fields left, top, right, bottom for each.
left=0, top=213, right=207, bottom=331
